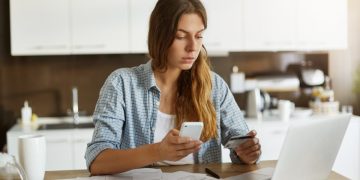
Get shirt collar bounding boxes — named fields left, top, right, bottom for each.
left=143, top=60, right=159, bottom=92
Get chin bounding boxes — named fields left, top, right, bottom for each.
left=180, top=64, right=194, bottom=70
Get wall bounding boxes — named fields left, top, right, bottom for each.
left=329, top=0, right=360, bottom=114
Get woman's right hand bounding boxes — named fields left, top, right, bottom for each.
left=157, top=129, right=203, bottom=161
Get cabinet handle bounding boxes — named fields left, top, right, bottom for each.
left=46, top=139, right=69, bottom=143
left=30, top=45, right=68, bottom=50
left=73, top=44, right=105, bottom=49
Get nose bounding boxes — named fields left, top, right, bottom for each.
left=186, top=37, right=197, bottom=52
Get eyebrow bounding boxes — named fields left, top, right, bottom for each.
left=177, top=28, right=205, bottom=34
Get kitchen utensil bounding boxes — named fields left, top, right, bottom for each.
left=301, top=69, right=325, bottom=86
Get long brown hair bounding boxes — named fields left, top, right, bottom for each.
left=148, top=0, right=217, bottom=141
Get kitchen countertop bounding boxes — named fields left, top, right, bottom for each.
left=7, top=116, right=93, bottom=133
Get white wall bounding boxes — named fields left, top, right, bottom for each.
left=329, top=0, right=360, bottom=113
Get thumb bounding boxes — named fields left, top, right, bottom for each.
left=170, top=129, right=180, bottom=136
left=247, top=130, right=257, bottom=137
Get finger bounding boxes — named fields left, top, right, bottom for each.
left=235, top=142, right=260, bottom=157
left=168, top=130, right=192, bottom=144
left=238, top=138, right=259, bottom=149
left=176, top=146, right=201, bottom=158
left=246, top=150, right=261, bottom=160
left=174, top=136, right=194, bottom=144
left=236, top=150, right=260, bottom=164
left=243, top=144, right=261, bottom=155
left=246, top=130, right=257, bottom=137
left=165, top=129, right=180, bottom=142
left=170, top=129, right=180, bottom=136
left=175, top=141, right=202, bottom=151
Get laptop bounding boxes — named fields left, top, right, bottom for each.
left=225, top=114, right=351, bottom=180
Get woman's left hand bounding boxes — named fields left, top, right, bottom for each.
left=234, top=130, right=261, bottom=164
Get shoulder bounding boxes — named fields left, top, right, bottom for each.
left=210, top=71, right=233, bottom=104
left=106, top=63, right=149, bottom=87
left=211, top=71, right=229, bottom=92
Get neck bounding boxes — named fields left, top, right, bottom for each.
left=154, top=68, right=181, bottom=89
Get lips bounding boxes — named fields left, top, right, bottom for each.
left=181, top=58, right=195, bottom=64
left=183, top=57, right=195, bottom=60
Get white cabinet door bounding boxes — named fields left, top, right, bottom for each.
left=71, top=0, right=129, bottom=54
left=10, top=0, right=71, bottom=55
left=243, top=0, right=296, bottom=51
left=73, top=130, right=93, bottom=169
left=246, top=121, right=288, bottom=161
left=129, top=0, right=157, bottom=53
left=44, top=132, right=73, bottom=170
left=202, top=0, right=244, bottom=52
left=296, top=0, right=347, bottom=50
left=256, top=124, right=288, bottom=160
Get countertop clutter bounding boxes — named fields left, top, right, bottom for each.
left=309, top=77, right=341, bottom=115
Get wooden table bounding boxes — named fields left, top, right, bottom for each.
left=45, top=160, right=348, bottom=179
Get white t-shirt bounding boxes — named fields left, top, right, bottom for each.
left=154, top=111, right=194, bottom=165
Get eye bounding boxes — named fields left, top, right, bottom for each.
left=196, top=34, right=203, bottom=39
left=175, top=33, right=186, bottom=40
left=175, top=36, right=186, bottom=40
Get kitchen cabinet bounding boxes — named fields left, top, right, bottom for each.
left=296, top=0, right=347, bottom=50
left=221, top=120, right=289, bottom=163
left=73, top=130, right=93, bottom=169
left=70, top=0, right=129, bottom=54
left=248, top=121, right=289, bottom=160
left=10, top=0, right=245, bottom=55
left=243, top=0, right=347, bottom=51
left=243, top=0, right=297, bottom=51
left=129, top=0, right=246, bottom=53
left=10, top=0, right=71, bottom=55
left=202, top=0, right=245, bottom=52
left=10, top=0, right=129, bottom=55
left=44, top=132, right=73, bottom=170
left=129, top=0, right=157, bottom=53
left=10, top=0, right=347, bottom=55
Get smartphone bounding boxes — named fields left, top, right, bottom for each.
left=224, top=135, right=253, bottom=149
left=179, top=122, right=204, bottom=140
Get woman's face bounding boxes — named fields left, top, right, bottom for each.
left=167, top=13, right=205, bottom=71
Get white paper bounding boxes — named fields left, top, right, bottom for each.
left=59, top=168, right=217, bottom=180
left=162, top=171, right=218, bottom=180
left=60, top=168, right=162, bottom=180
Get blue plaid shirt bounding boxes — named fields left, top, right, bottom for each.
left=85, top=60, right=249, bottom=169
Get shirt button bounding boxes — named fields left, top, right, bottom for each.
left=152, top=127, right=155, bottom=131
left=155, top=101, right=159, bottom=106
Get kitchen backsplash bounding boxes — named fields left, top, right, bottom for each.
left=0, top=52, right=328, bottom=118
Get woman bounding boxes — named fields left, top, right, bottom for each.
left=85, top=0, right=261, bottom=175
